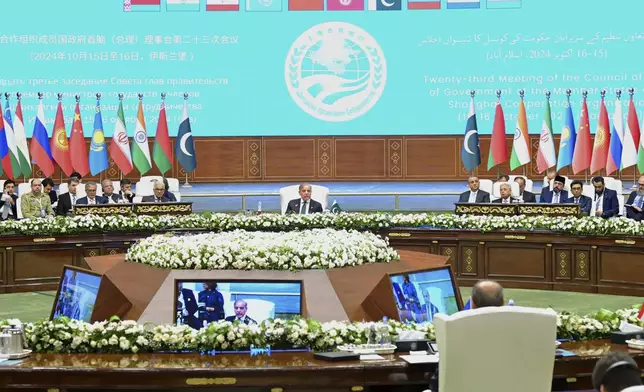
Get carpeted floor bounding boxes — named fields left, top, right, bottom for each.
left=1, top=288, right=640, bottom=324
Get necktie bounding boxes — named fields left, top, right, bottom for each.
left=302, top=201, right=308, bottom=214
left=636, top=195, right=643, bottom=208
left=575, top=198, right=579, bottom=204
left=553, top=193, right=559, bottom=203
left=156, top=198, right=161, bottom=203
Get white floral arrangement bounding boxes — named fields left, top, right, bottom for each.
left=125, top=229, right=399, bottom=270
left=2, top=212, right=644, bottom=237
left=3, top=306, right=642, bottom=354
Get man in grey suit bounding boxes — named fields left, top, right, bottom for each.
left=458, top=176, right=490, bottom=203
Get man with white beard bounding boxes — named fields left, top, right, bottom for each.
left=625, top=175, right=644, bottom=221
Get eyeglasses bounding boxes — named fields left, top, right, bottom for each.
left=638, top=183, right=644, bottom=186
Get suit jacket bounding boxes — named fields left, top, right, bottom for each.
left=76, top=196, right=109, bottom=205
left=56, top=193, right=77, bottom=216
left=141, top=195, right=172, bottom=203
left=458, top=190, right=490, bottom=203
left=539, top=187, right=569, bottom=204
left=102, top=193, right=123, bottom=203
left=0, top=194, right=18, bottom=220
left=593, top=189, right=620, bottom=218
left=165, top=191, right=177, bottom=202
left=224, top=315, right=257, bottom=325
left=566, top=195, right=592, bottom=216
left=519, top=191, right=537, bottom=203
left=285, top=198, right=323, bottom=214
left=48, top=190, right=58, bottom=205
left=624, top=191, right=644, bottom=221
left=491, top=197, right=518, bottom=204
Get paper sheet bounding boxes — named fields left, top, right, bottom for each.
left=400, top=354, right=439, bottom=364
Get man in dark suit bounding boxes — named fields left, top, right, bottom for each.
left=514, top=177, right=536, bottom=203
left=540, top=175, right=569, bottom=203
left=76, top=182, right=108, bottom=205
left=56, top=178, right=81, bottom=216
left=591, top=176, right=620, bottom=218
left=492, top=183, right=518, bottom=204
left=141, top=182, right=172, bottom=203
left=624, top=175, right=644, bottom=221
left=0, top=180, right=18, bottom=220
left=566, top=180, right=592, bottom=216
left=285, top=183, right=323, bottom=214
left=458, top=176, right=490, bottom=203
left=119, top=179, right=135, bottom=203
left=224, top=299, right=257, bottom=325
left=179, top=288, right=202, bottom=330
left=101, top=179, right=123, bottom=203
left=198, top=282, right=225, bottom=323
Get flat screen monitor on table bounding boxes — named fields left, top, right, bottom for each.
left=50, top=265, right=103, bottom=323
left=175, top=280, right=303, bottom=330
left=389, top=266, right=463, bottom=324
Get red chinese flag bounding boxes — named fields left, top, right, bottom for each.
left=590, top=97, right=610, bottom=174
left=572, top=96, right=592, bottom=174
left=69, top=103, right=89, bottom=177
left=50, top=102, right=74, bottom=176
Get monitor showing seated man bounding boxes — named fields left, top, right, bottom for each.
left=51, top=266, right=102, bottom=323
left=175, top=280, right=303, bottom=330
left=285, top=183, right=323, bottom=214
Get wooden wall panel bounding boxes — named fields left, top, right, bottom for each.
left=16, top=133, right=635, bottom=183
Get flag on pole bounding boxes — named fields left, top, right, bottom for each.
left=510, top=94, right=530, bottom=171
left=132, top=99, right=152, bottom=175
left=2, top=101, right=22, bottom=179
left=330, top=199, right=342, bottom=213
left=50, top=100, right=74, bottom=176
left=606, top=95, right=624, bottom=175
left=461, top=96, right=480, bottom=172
left=109, top=99, right=133, bottom=175
left=487, top=99, right=507, bottom=170
left=152, top=98, right=172, bottom=174
left=0, top=100, right=8, bottom=177
left=69, top=102, right=90, bottom=177
left=537, top=94, right=557, bottom=173
left=89, top=99, right=109, bottom=176
left=13, top=98, right=31, bottom=177
left=590, top=95, right=610, bottom=174
left=556, top=96, right=576, bottom=171
left=624, top=91, right=640, bottom=172
left=176, top=99, right=197, bottom=172
left=638, top=302, right=644, bottom=321
left=30, top=98, right=54, bottom=177
left=572, top=94, right=591, bottom=174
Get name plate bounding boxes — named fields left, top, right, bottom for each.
left=74, top=204, right=134, bottom=216
left=133, top=202, right=193, bottom=215
left=455, top=203, right=580, bottom=217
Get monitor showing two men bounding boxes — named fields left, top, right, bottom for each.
left=390, top=267, right=461, bottom=324
left=175, top=280, right=303, bottom=330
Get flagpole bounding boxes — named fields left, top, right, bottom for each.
left=629, top=87, right=638, bottom=188
left=181, top=93, right=193, bottom=189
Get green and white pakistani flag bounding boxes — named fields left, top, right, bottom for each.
left=330, top=200, right=342, bottom=213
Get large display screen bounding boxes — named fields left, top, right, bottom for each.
left=51, top=266, right=102, bottom=322
left=3, top=0, right=642, bottom=136
left=175, top=280, right=303, bottom=330
left=390, top=266, right=461, bottom=323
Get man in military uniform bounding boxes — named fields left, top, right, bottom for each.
left=21, top=179, right=55, bottom=219
left=198, top=282, right=225, bottom=323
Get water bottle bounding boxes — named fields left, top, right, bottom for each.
left=508, top=299, right=515, bottom=306
left=380, top=317, right=391, bottom=345
left=257, top=201, right=263, bottom=215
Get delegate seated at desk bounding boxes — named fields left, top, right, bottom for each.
left=540, top=175, right=568, bottom=203
left=76, top=182, right=108, bottom=205
left=141, top=182, right=172, bottom=203
left=492, top=184, right=518, bottom=204
left=57, top=178, right=80, bottom=217
left=458, top=176, right=490, bottom=203
left=0, top=180, right=18, bottom=220
left=591, top=176, right=620, bottom=218
left=566, top=180, right=592, bottom=216
left=625, top=175, right=644, bottom=221
left=21, top=179, right=54, bottom=219
left=515, top=177, right=536, bottom=203
left=285, top=183, right=323, bottom=214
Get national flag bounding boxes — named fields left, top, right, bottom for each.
left=487, top=100, right=507, bottom=170
left=109, top=100, right=134, bottom=175
left=69, top=103, right=90, bottom=177
left=624, top=94, right=640, bottom=172
left=407, top=0, right=440, bottom=9
left=537, top=96, right=557, bottom=173
left=30, top=99, right=54, bottom=177
left=556, top=98, right=576, bottom=171
left=246, top=0, right=282, bottom=11
left=206, top=0, right=240, bottom=11
left=510, top=95, right=530, bottom=171
left=167, top=0, right=200, bottom=11
left=0, top=101, right=8, bottom=177
left=446, top=0, right=479, bottom=9
left=89, top=100, right=109, bottom=176
left=486, top=0, right=521, bottom=9
left=330, top=199, right=343, bottom=213
left=124, top=0, right=161, bottom=12
left=152, top=100, right=172, bottom=175
left=13, top=100, right=31, bottom=177
left=176, top=100, right=197, bottom=172
left=289, top=0, right=324, bottom=10
left=461, top=96, right=480, bottom=172
left=606, top=96, right=624, bottom=175
left=572, top=95, right=591, bottom=174
left=50, top=102, right=73, bottom=177
left=368, top=0, right=401, bottom=10
left=463, top=298, right=471, bottom=310
left=328, top=0, right=364, bottom=10
left=638, top=302, right=644, bottom=321
left=2, top=103, right=22, bottom=180
left=132, top=100, right=152, bottom=175
left=590, top=96, right=610, bottom=174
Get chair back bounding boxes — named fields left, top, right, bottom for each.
left=508, top=175, right=533, bottom=192
left=477, top=179, right=493, bottom=195
left=279, top=185, right=329, bottom=214
left=492, top=182, right=520, bottom=198
left=434, top=306, right=557, bottom=392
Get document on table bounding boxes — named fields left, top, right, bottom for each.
left=360, top=354, right=385, bottom=361
left=400, top=354, right=439, bottom=364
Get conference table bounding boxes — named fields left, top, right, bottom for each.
left=0, top=341, right=642, bottom=391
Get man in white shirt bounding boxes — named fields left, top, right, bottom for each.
left=458, top=176, right=490, bottom=203
left=285, top=183, right=323, bottom=214
left=224, top=300, right=257, bottom=325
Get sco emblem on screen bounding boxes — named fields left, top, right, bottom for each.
left=285, top=22, right=387, bottom=122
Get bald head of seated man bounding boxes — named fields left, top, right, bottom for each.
left=470, top=280, right=504, bottom=309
